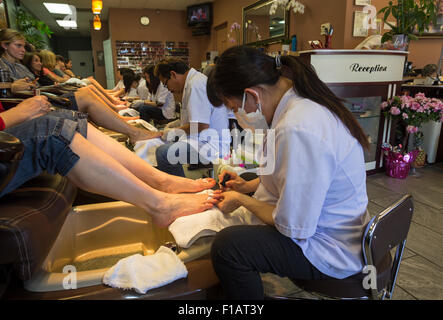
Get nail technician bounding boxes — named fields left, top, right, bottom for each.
left=208, top=46, right=371, bottom=300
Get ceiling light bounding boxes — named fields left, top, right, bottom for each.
left=92, top=0, right=103, bottom=14
left=43, top=3, right=73, bottom=15
left=93, top=15, right=101, bottom=30
left=56, top=20, right=77, bottom=29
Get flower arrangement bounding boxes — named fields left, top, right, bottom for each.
left=227, top=22, right=241, bottom=45
left=381, top=93, right=443, bottom=134
left=380, top=92, right=443, bottom=177
left=381, top=142, right=420, bottom=179
left=270, top=0, right=305, bottom=15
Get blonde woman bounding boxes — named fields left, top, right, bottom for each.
left=39, top=49, right=70, bottom=83
left=0, top=28, right=35, bottom=83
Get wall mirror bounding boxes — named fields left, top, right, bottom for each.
left=243, top=0, right=289, bottom=45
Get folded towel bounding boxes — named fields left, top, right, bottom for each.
left=134, top=138, right=165, bottom=166
left=103, top=246, right=188, bottom=294
left=127, top=119, right=158, bottom=132
left=169, top=192, right=264, bottom=248
left=118, top=108, right=140, bottom=117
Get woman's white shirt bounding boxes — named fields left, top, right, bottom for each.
left=152, top=82, right=176, bottom=120
left=137, top=78, right=150, bottom=100
left=254, top=88, right=370, bottom=279
left=113, top=80, right=124, bottom=91
left=124, top=87, right=139, bottom=98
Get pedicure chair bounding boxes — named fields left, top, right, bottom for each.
left=0, top=131, right=222, bottom=300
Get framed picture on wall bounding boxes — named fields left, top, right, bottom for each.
left=0, top=1, right=9, bottom=30
left=97, top=51, right=105, bottom=66
left=353, top=11, right=369, bottom=37
left=415, top=0, right=443, bottom=37
left=355, top=0, right=371, bottom=5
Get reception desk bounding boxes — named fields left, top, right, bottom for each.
left=299, top=50, right=408, bottom=173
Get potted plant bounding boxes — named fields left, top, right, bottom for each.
left=16, top=8, right=53, bottom=50
left=379, top=0, right=439, bottom=50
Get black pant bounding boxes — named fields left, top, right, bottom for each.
left=210, top=225, right=333, bottom=300
left=139, top=105, right=166, bottom=122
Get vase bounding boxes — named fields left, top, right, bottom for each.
left=385, top=158, right=411, bottom=179
left=412, top=149, right=426, bottom=168
left=392, top=34, right=409, bottom=51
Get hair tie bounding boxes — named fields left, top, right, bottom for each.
left=275, top=55, right=282, bottom=70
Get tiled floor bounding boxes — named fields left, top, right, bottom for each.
left=261, top=162, right=443, bottom=300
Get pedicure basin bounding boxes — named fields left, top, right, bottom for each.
left=23, top=201, right=216, bottom=296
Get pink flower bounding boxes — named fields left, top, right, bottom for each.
left=406, top=125, right=418, bottom=133
left=381, top=102, right=388, bottom=109
left=390, top=107, right=401, bottom=115
left=402, top=113, right=409, bottom=119
left=410, top=102, right=420, bottom=111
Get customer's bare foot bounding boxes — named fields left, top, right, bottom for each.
left=152, top=193, right=221, bottom=227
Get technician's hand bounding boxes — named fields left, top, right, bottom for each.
left=217, top=191, right=242, bottom=214
left=218, top=170, right=248, bottom=193
left=16, top=95, right=52, bottom=121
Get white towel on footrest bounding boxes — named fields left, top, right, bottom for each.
left=102, top=246, right=188, bottom=294
left=168, top=193, right=264, bottom=248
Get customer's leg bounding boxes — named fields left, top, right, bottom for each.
left=73, top=87, right=159, bottom=143
left=86, top=85, right=127, bottom=111
left=87, top=77, right=123, bottom=104
left=66, top=131, right=218, bottom=227
left=211, top=225, right=332, bottom=300
left=85, top=124, right=216, bottom=193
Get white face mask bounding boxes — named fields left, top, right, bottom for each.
left=234, top=92, right=269, bottom=131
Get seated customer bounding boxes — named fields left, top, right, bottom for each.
left=154, top=58, right=230, bottom=177
left=54, top=55, right=71, bottom=79
left=0, top=96, right=221, bottom=227
left=22, top=52, right=55, bottom=86
left=137, top=65, right=176, bottom=123
left=122, top=72, right=141, bottom=101
left=39, top=49, right=70, bottom=83
left=64, top=58, right=77, bottom=78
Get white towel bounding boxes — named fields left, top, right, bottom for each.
left=168, top=193, right=264, bottom=248
left=102, top=246, right=188, bottom=294
left=134, top=137, right=165, bottom=166
left=118, top=108, right=140, bottom=117
left=127, top=119, right=158, bottom=132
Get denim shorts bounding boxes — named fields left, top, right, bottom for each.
left=0, top=108, right=88, bottom=197
left=60, top=92, right=79, bottom=111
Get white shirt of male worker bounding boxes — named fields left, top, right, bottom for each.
left=254, top=88, right=370, bottom=279
left=137, top=78, right=150, bottom=101
left=181, top=68, right=230, bottom=160
left=150, top=82, right=176, bottom=120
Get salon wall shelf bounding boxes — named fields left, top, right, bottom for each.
left=299, top=49, right=409, bottom=174
left=115, top=40, right=189, bottom=74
